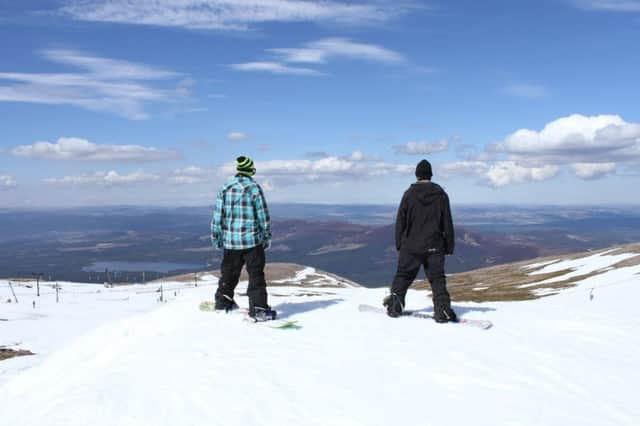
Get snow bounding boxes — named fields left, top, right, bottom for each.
left=2, top=256, right=640, bottom=426
left=522, top=259, right=559, bottom=270
left=271, top=266, right=359, bottom=288
left=528, top=249, right=638, bottom=283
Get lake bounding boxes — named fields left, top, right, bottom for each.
left=82, top=261, right=204, bottom=274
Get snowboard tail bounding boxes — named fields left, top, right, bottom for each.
left=358, top=304, right=492, bottom=330
left=199, top=301, right=300, bottom=330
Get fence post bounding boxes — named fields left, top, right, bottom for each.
left=8, top=281, right=18, bottom=303
left=32, top=273, right=43, bottom=297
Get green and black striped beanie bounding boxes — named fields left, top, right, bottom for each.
left=236, top=155, right=256, bottom=176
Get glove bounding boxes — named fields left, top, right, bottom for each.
left=212, top=237, right=223, bottom=250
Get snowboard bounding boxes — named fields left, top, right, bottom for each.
left=199, top=301, right=300, bottom=330
left=358, top=304, right=493, bottom=330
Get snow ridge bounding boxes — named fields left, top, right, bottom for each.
left=1, top=252, right=639, bottom=426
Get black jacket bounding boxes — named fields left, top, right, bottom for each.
left=395, top=181, right=455, bottom=255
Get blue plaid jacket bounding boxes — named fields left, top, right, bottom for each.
left=211, top=175, right=272, bottom=250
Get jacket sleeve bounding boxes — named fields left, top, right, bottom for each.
left=395, top=192, right=408, bottom=251
left=442, top=193, right=455, bottom=255
left=254, top=185, right=272, bottom=243
left=211, top=190, right=224, bottom=249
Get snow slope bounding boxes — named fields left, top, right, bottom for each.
left=1, top=259, right=639, bottom=426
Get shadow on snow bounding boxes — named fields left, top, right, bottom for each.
left=274, top=299, right=344, bottom=319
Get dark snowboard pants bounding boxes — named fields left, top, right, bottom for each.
left=215, top=245, right=268, bottom=309
left=391, top=249, right=451, bottom=307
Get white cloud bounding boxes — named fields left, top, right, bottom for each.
left=394, top=139, right=449, bottom=155
left=439, top=160, right=558, bottom=187
left=230, top=62, right=322, bottom=76
left=59, top=0, right=406, bottom=31
left=0, top=174, right=17, bottom=189
left=349, top=151, right=365, bottom=161
left=571, top=0, right=640, bottom=11
left=0, top=49, right=179, bottom=119
left=42, top=49, right=178, bottom=80
left=176, top=78, right=196, bottom=96
left=234, top=37, right=405, bottom=76
left=227, top=132, right=248, bottom=141
left=485, top=162, right=559, bottom=187
left=571, top=162, right=617, bottom=179
left=11, top=137, right=180, bottom=162
left=218, top=154, right=413, bottom=185
left=499, top=114, right=640, bottom=163
left=46, top=166, right=213, bottom=187
left=440, top=114, right=640, bottom=186
left=501, top=84, right=549, bottom=99
left=439, top=161, right=489, bottom=178
left=269, top=37, right=404, bottom=64
left=45, top=171, right=161, bottom=186
left=168, top=166, right=210, bottom=184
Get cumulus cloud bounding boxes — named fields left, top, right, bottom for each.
left=45, top=171, right=161, bottom=186
left=168, top=166, right=210, bottom=184
left=349, top=151, right=365, bottom=161
left=499, top=114, right=640, bottom=163
left=441, top=114, right=640, bottom=186
left=439, top=161, right=558, bottom=187
left=439, top=161, right=489, bottom=178
left=218, top=154, right=413, bottom=186
left=0, top=49, right=179, bottom=119
left=45, top=165, right=213, bottom=187
left=571, top=162, right=617, bottom=179
left=0, top=174, right=17, bottom=189
left=269, top=38, right=404, bottom=64
left=500, top=84, right=549, bottom=99
left=59, top=0, right=407, bottom=31
left=227, top=132, right=248, bottom=141
left=485, top=162, right=559, bottom=187
left=394, top=139, right=450, bottom=155
left=11, top=137, right=180, bottom=162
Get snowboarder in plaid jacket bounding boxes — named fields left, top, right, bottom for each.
left=211, top=156, right=275, bottom=320
left=384, top=159, right=458, bottom=323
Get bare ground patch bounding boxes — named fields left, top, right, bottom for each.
left=414, top=243, right=640, bottom=303
left=156, top=263, right=360, bottom=288
left=0, top=348, right=35, bottom=361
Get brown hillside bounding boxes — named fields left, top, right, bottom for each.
left=414, top=243, right=640, bottom=303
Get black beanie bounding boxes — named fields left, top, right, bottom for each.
left=415, top=159, right=433, bottom=180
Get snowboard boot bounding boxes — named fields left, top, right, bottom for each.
left=383, top=293, right=404, bottom=318
left=433, top=294, right=457, bottom=323
left=214, top=294, right=239, bottom=313
left=249, top=304, right=277, bottom=322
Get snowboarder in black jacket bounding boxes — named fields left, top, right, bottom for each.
left=384, top=159, right=458, bottom=322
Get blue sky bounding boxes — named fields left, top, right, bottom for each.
left=1, top=0, right=639, bottom=207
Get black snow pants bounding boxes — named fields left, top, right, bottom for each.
left=391, top=249, right=451, bottom=308
left=215, top=245, right=269, bottom=309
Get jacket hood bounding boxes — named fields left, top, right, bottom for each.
left=409, top=181, right=444, bottom=205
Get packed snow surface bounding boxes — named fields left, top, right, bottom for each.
left=1, top=257, right=639, bottom=426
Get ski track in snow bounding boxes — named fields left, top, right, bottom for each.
left=1, top=259, right=639, bottom=426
